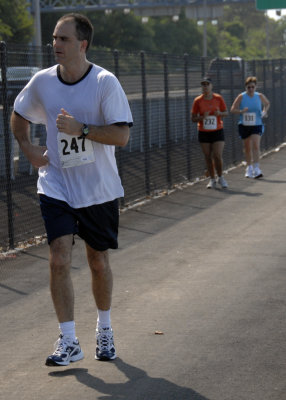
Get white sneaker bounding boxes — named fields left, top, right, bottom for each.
left=254, top=166, right=263, bottom=179
left=95, top=326, right=116, bottom=361
left=45, top=334, right=84, bottom=366
left=217, top=176, right=228, bottom=188
left=245, top=165, right=254, bottom=178
left=206, top=179, right=216, bottom=189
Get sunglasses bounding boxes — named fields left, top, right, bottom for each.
left=247, top=85, right=255, bottom=89
left=201, top=82, right=210, bottom=86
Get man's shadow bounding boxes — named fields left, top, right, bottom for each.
left=49, top=357, right=209, bottom=400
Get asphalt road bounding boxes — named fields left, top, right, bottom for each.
left=1, top=146, right=286, bottom=400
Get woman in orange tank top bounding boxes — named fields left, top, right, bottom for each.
left=191, top=77, right=228, bottom=189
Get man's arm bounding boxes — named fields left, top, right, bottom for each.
left=10, top=111, right=48, bottom=168
left=82, top=124, right=130, bottom=147
left=56, top=108, right=130, bottom=147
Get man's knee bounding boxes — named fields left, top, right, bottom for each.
left=49, top=237, right=72, bottom=273
left=88, top=249, right=110, bottom=274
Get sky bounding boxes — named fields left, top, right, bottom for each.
left=267, top=10, right=286, bottom=20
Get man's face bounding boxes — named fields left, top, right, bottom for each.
left=201, top=81, right=212, bottom=94
left=53, top=19, right=85, bottom=65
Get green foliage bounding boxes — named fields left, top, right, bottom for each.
left=0, top=0, right=34, bottom=43
left=200, top=22, right=220, bottom=58
left=91, top=11, right=156, bottom=52
left=1, top=1, right=286, bottom=60
left=217, top=3, right=285, bottom=59
left=41, top=12, right=64, bottom=46
left=269, top=17, right=286, bottom=58
left=148, top=13, right=202, bottom=56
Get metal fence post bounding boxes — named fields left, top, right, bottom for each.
left=217, top=59, right=221, bottom=93
left=280, top=59, right=285, bottom=143
left=229, top=58, right=236, bottom=162
left=140, top=51, right=150, bottom=196
left=184, top=53, right=191, bottom=181
left=0, top=41, right=14, bottom=249
left=252, top=59, right=256, bottom=77
left=163, top=52, right=171, bottom=189
left=262, top=59, right=268, bottom=148
left=46, top=43, right=53, bottom=67
left=271, top=59, right=276, bottom=145
left=241, top=59, right=245, bottom=88
left=113, top=49, right=124, bottom=207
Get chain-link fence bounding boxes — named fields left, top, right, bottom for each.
left=1, top=43, right=286, bottom=263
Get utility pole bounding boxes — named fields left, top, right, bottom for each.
left=33, top=0, right=42, bottom=46
left=203, top=0, right=207, bottom=57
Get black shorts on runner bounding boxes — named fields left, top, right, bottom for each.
left=198, top=129, right=225, bottom=143
left=238, top=124, right=263, bottom=139
left=39, top=194, right=119, bottom=251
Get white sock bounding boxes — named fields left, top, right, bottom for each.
left=254, top=162, right=259, bottom=168
left=59, top=321, right=76, bottom=341
left=97, top=309, right=111, bottom=329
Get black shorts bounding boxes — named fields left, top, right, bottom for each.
left=198, top=129, right=225, bottom=143
left=238, top=124, right=263, bottom=139
left=39, top=194, right=119, bottom=251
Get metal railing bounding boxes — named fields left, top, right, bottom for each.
left=1, top=42, right=286, bottom=254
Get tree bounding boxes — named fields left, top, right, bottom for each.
left=148, top=12, right=202, bottom=56
left=41, top=12, right=63, bottom=46
left=217, top=3, right=271, bottom=59
left=5, top=2, right=286, bottom=60
left=0, top=0, right=34, bottom=43
left=91, top=11, right=156, bottom=52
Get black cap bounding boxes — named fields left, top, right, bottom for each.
left=201, top=76, right=212, bottom=84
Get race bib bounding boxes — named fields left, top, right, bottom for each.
left=57, top=132, right=95, bottom=168
left=243, top=112, right=256, bottom=126
left=203, top=116, right=217, bottom=130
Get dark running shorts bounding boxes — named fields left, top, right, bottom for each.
left=198, top=129, right=225, bottom=143
left=238, top=124, right=263, bottom=139
left=39, top=194, right=119, bottom=251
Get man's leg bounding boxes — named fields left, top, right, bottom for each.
left=86, top=244, right=116, bottom=360
left=49, top=235, right=74, bottom=322
left=86, top=245, right=113, bottom=311
left=45, top=234, right=84, bottom=367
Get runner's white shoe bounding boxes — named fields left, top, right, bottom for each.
left=245, top=165, right=254, bottom=178
left=95, top=326, right=116, bottom=361
left=254, top=166, right=263, bottom=179
left=45, top=334, right=84, bottom=366
left=217, top=176, right=228, bottom=188
left=206, top=179, right=216, bottom=189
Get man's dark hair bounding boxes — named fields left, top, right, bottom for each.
left=58, top=13, right=94, bottom=52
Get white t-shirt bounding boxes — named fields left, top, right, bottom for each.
left=14, top=64, right=133, bottom=208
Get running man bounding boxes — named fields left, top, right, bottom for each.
left=10, top=13, right=133, bottom=366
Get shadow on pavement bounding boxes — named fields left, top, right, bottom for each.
left=222, top=189, right=262, bottom=197
left=49, top=358, right=209, bottom=400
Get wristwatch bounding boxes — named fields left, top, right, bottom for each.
left=80, top=123, right=89, bottom=138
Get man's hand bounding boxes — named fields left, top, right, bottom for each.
left=24, top=144, right=49, bottom=168
left=214, top=108, right=221, bottom=116
left=56, top=108, right=82, bottom=136
left=10, top=111, right=48, bottom=168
